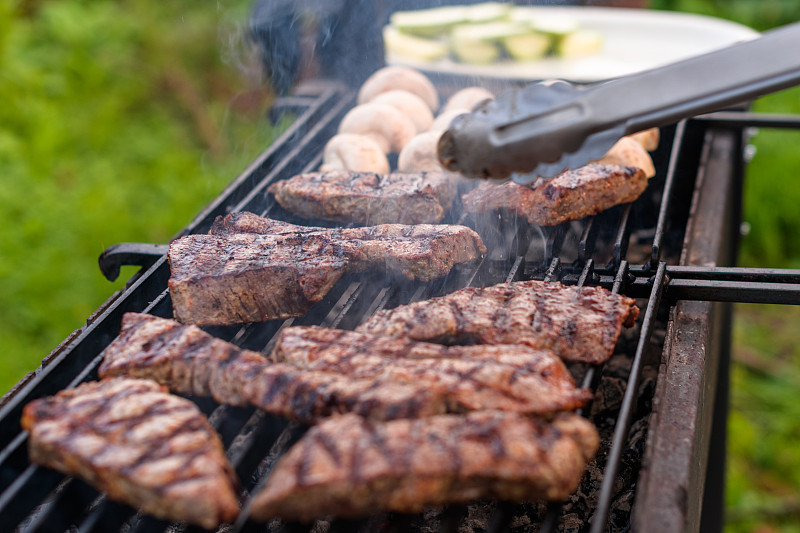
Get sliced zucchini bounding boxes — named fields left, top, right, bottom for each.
left=383, top=26, right=450, bottom=62
left=451, top=38, right=501, bottom=64
left=556, top=29, right=604, bottom=58
left=502, top=32, right=551, bottom=61
left=452, top=21, right=530, bottom=42
left=390, top=6, right=469, bottom=37
left=451, top=22, right=529, bottom=64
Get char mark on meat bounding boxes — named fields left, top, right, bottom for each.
left=249, top=411, right=599, bottom=522
left=357, top=280, right=640, bottom=364
left=267, top=170, right=455, bottom=225
left=21, top=377, right=240, bottom=529
left=98, top=313, right=445, bottom=423
left=272, top=326, right=593, bottom=414
left=462, top=164, right=648, bottom=227
left=209, top=211, right=485, bottom=281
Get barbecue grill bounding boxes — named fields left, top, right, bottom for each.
left=4, top=13, right=800, bottom=533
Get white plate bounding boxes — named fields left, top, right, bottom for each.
left=386, top=7, right=760, bottom=82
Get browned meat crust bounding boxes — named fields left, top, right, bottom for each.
left=168, top=233, right=349, bottom=325
left=21, top=378, right=239, bottom=529
left=209, top=212, right=486, bottom=281
left=461, top=163, right=648, bottom=227
left=357, top=280, right=640, bottom=364
left=273, top=326, right=593, bottom=414
left=267, top=170, right=455, bottom=225
left=98, top=313, right=446, bottom=423
left=250, top=411, right=599, bottom=522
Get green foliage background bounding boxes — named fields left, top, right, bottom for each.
left=0, top=0, right=284, bottom=390
left=1, top=0, right=799, bottom=531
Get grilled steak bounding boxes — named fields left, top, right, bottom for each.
left=357, top=280, right=640, bottom=364
left=210, top=211, right=486, bottom=281
left=168, top=232, right=349, bottom=325
left=267, top=170, right=455, bottom=225
left=272, top=326, right=593, bottom=414
left=98, top=313, right=446, bottom=423
left=462, top=163, right=648, bottom=227
left=250, top=411, right=599, bottom=521
left=21, top=378, right=239, bottom=529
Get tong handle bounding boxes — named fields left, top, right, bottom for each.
left=590, top=20, right=800, bottom=135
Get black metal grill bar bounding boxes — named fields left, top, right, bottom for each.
left=650, top=120, right=688, bottom=268
left=666, top=264, right=800, bottom=282
left=666, top=278, right=800, bottom=304
left=590, top=261, right=668, bottom=533
left=613, top=204, right=634, bottom=267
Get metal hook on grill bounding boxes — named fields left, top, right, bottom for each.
left=98, top=243, right=169, bottom=282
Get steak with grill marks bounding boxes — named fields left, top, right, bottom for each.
left=209, top=211, right=486, bottom=281
left=21, top=377, right=240, bottom=529
left=98, top=313, right=445, bottom=423
left=462, top=163, right=648, bottom=227
left=357, top=280, right=640, bottom=364
left=271, top=326, right=593, bottom=414
left=267, top=170, right=455, bottom=225
left=168, top=232, right=349, bottom=325
left=250, top=411, right=600, bottom=522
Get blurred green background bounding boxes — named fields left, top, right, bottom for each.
left=0, top=0, right=798, bottom=531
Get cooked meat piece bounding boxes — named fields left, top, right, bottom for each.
left=210, top=211, right=486, bottom=281
left=168, top=232, right=349, bottom=325
left=98, top=313, right=445, bottom=423
left=267, top=170, right=455, bottom=225
left=272, top=326, right=593, bottom=414
left=461, top=163, right=648, bottom=227
left=357, top=280, right=639, bottom=364
left=249, top=411, right=599, bottom=521
left=21, top=378, right=239, bottom=529
left=272, top=324, right=563, bottom=369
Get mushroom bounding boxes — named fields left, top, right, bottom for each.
left=338, top=102, right=417, bottom=154
left=358, top=66, right=439, bottom=112
left=593, top=136, right=656, bottom=178
left=371, top=90, right=434, bottom=133
left=441, top=86, right=495, bottom=116
left=320, top=133, right=390, bottom=174
left=397, top=131, right=446, bottom=173
left=429, top=109, right=468, bottom=133
left=626, top=127, right=660, bottom=152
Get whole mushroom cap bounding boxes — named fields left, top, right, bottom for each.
left=358, top=66, right=439, bottom=112
left=397, top=131, right=446, bottom=173
left=441, top=86, right=495, bottom=116
left=338, top=102, right=417, bottom=154
left=321, top=133, right=390, bottom=174
left=371, top=90, right=435, bottom=134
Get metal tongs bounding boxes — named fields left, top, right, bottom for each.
left=438, top=20, right=800, bottom=183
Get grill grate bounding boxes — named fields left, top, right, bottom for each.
left=2, top=79, right=800, bottom=533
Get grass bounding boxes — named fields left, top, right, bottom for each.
left=727, top=304, right=800, bottom=533
left=0, top=0, right=287, bottom=392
